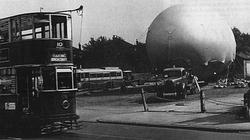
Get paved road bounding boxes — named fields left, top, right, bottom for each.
left=2, top=122, right=250, bottom=140
left=1, top=87, right=248, bottom=140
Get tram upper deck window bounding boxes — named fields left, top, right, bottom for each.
left=51, top=15, right=69, bottom=39
left=11, top=17, right=21, bottom=41
left=9, top=14, right=71, bottom=41
left=34, top=14, right=50, bottom=39
left=0, top=20, right=9, bottom=43
left=21, top=15, right=33, bottom=40
left=11, top=15, right=33, bottom=41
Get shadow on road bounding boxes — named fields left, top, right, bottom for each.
left=178, top=106, right=248, bottom=125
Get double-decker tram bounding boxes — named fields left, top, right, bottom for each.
left=0, top=7, right=82, bottom=134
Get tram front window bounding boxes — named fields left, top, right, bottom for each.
left=57, top=68, right=73, bottom=90
left=58, top=72, right=72, bottom=89
left=51, top=16, right=68, bottom=39
left=37, top=68, right=73, bottom=90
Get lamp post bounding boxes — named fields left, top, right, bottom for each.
left=40, top=7, right=43, bottom=12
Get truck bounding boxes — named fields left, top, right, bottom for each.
left=156, top=67, right=199, bottom=99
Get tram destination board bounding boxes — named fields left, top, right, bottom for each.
left=50, top=52, right=69, bottom=62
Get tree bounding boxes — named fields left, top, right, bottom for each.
left=232, top=27, right=250, bottom=52
left=231, top=27, right=250, bottom=77
left=73, top=36, right=152, bottom=72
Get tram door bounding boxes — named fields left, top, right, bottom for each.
left=16, top=68, right=36, bottom=113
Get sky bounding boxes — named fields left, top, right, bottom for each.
left=1, top=0, right=250, bottom=47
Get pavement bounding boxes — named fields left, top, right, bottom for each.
left=96, top=91, right=250, bottom=132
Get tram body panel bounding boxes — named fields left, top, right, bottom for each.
left=0, top=11, right=79, bottom=133
left=0, top=39, right=72, bottom=66
left=38, top=91, right=77, bottom=121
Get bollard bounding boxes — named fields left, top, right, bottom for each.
left=141, top=88, right=149, bottom=112
left=243, top=91, right=250, bottom=119
left=155, top=82, right=159, bottom=95
left=200, top=90, right=206, bottom=113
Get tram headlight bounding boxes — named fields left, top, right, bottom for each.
left=62, top=99, right=70, bottom=110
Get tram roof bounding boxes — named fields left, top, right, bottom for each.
left=163, top=67, right=185, bottom=71
left=77, top=68, right=122, bottom=73
left=0, top=12, right=71, bottom=21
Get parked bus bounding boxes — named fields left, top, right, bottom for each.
left=0, top=7, right=82, bottom=134
left=76, top=67, right=124, bottom=91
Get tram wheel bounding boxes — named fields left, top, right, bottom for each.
left=19, top=125, right=41, bottom=137
left=14, top=119, right=41, bottom=137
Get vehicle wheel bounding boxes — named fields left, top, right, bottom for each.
left=190, top=85, right=199, bottom=94
left=21, top=127, right=41, bottom=137
left=120, top=84, right=126, bottom=93
left=176, top=91, right=187, bottom=99
left=156, top=91, right=164, bottom=98
left=177, top=83, right=187, bottom=99
left=15, top=117, right=41, bottom=137
left=181, top=91, right=187, bottom=99
left=156, top=84, right=164, bottom=98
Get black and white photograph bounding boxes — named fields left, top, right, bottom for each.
left=0, top=0, right=250, bottom=139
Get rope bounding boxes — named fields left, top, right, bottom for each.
left=142, top=87, right=243, bottom=106
left=142, top=90, right=180, bottom=102
left=153, top=96, right=180, bottom=102
left=205, top=98, right=242, bottom=107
